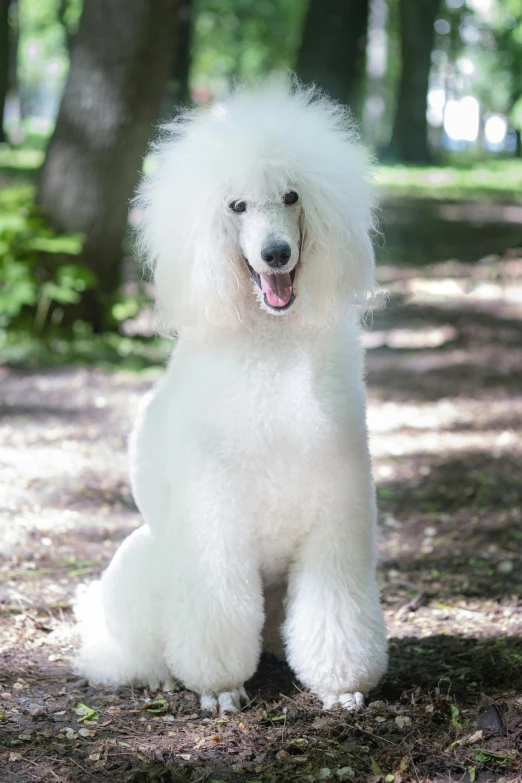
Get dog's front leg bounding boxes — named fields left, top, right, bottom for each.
left=283, top=482, right=388, bottom=710
left=162, top=485, right=264, bottom=714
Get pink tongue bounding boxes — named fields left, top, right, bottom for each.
left=259, top=273, right=293, bottom=308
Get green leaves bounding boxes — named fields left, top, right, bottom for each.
left=449, top=704, right=469, bottom=730
left=474, top=748, right=512, bottom=764
left=143, top=699, right=170, bottom=715
left=370, top=756, right=383, bottom=775
left=75, top=703, right=99, bottom=723
left=0, top=183, right=92, bottom=332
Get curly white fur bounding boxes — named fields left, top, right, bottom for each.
left=75, top=76, right=388, bottom=713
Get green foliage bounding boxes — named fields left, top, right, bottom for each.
left=18, top=0, right=82, bottom=86
left=0, top=324, right=171, bottom=370
left=0, top=181, right=90, bottom=333
left=0, top=148, right=170, bottom=368
left=0, top=146, right=44, bottom=172
left=191, top=0, right=307, bottom=92
left=453, top=0, right=522, bottom=118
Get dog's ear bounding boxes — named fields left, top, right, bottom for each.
left=135, top=143, right=242, bottom=334
left=296, top=145, right=376, bottom=326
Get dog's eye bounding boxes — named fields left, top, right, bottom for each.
left=283, top=191, right=299, bottom=205
left=229, top=200, right=247, bottom=213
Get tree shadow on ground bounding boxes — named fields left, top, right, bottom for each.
left=378, top=452, right=521, bottom=516
left=370, top=298, right=522, bottom=344
left=1, top=638, right=521, bottom=783
left=379, top=634, right=522, bottom=703
left=248, top=635, right=522, bottom=706
left=0, top=403, right=84, bottom=420
left=382, top=197, right=522, bottom=264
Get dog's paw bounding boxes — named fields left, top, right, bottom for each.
left=322, top=691, right=365, bottom=711
left=200, top=686, right=249, bottom=714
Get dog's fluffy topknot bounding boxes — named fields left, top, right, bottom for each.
left=134, top=75, right=376, bottom=334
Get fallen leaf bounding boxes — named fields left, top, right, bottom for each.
left=78, top=728, right=96, bottom=737
left=370, top=756, right=383, bottom=775
left=75, top=703, right=99, bottom=723
left=143, top=699, right=170, bottom=715
left=317, top=769, right=331, bottom=780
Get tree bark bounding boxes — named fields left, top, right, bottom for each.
left=297, top=0, right=370, bottom=115
left=385, top=0, right=441, bottom=163
left=37, top=0, right=179, bottom=329
left=0, top=0, right=9, bottom=142
left=161, top=0, right=192, bottom=118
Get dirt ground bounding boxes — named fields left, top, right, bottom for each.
left=1, top=253, right=522, bottom=783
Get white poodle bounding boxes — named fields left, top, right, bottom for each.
left=75, top=77, right=388, bottom=714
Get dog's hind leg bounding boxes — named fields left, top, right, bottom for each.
left=75, top=525, right=171, bottom=691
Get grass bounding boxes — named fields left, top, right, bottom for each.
left=377, top=159, right=522, bottom=202
left=0, top=328, right=171, bottom=371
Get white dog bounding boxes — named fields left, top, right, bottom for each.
left=75, top=77, right=388, bottom=714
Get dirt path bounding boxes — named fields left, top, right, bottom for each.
left=1, top=254, right=521, bottom=783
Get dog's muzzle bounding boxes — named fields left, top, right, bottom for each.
left=244, top=258, right=296, bottom=312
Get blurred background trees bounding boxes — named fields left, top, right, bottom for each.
left=36, top=0, right=179, bottom=329
left=1, top=0, right=521, bottom=348
left=385, top=0, right=441, bottom=163
left=297, top=0, right=369, bottom=114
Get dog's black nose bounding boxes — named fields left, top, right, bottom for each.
left=261, top=242, right=291, bottom=269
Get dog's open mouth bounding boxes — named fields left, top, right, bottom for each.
left=244, top=258, right=296, bottom=312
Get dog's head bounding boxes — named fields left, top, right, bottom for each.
left=135, top=76, right=376, bottom=334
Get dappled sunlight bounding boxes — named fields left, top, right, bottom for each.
left=1, top=244, right=521, bottom=783
left=2, top=0, right=522, bottom=778
left=363, top=324, right=458, bottom=349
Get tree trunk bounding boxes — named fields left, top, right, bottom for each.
left=37, top=0, right=179, bottom=330
left=0, top=0, right=9, bottom=142
left=161, top=0, right=192, bottom=119
left=385, top=0, right=441, bottom=163
left=297, top=0, right=370, bottom=115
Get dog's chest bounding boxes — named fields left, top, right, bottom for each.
left=219, top=349, right=343, bottom=580
left=161, top=331, right=363, bottom=579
